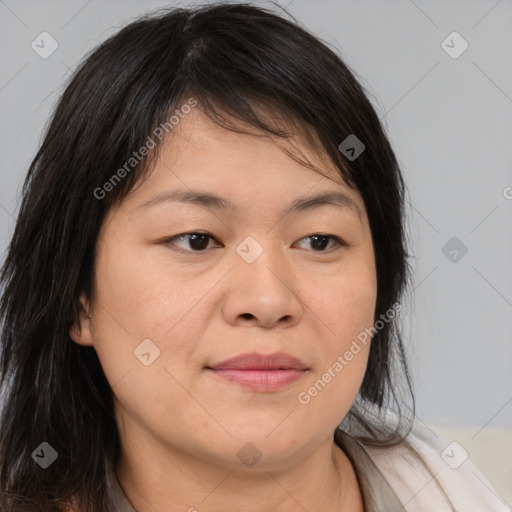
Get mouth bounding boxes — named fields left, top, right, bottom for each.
left=205, top=351, right=309, bottom=392
left=205, top=368, right=307, bottom=392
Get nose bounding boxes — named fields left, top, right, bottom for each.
left=222, top=240, right=303, bottom=329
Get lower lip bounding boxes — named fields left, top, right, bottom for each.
left=207, top=369, right=305, bottom=392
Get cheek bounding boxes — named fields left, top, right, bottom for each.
left=336, top=279, right=377, bottom=344
left=90, top=244, right=204, bottom=429
left=90, top=240, right=217, bottom=386
left=297, top=269, right=376, bottom=421
left=306, top=259, right=377, bottom=350
left=94, top=240, right=202, bottom=336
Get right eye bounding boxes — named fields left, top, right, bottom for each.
left=161, top=232, right=221, bottom=252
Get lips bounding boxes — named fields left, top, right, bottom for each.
left=205, top=351, right=308, bottom=392
left=207, top=351, right=308, bottom=371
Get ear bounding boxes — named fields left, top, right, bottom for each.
left=69, top=292, right=94, bottom=347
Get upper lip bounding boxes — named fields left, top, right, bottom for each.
left=207, top=351, right=308, bottom=371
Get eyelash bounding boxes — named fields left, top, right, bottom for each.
left=161, top=231, right=346, bottom=253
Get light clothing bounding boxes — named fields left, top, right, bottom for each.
left=340, top=421, right=510, bottom=511
left=106, top=421, right=510, bottom=511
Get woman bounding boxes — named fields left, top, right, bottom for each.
left=0, top=2, right=507, bottom=511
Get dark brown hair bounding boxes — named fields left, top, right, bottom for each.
left=0, top=2, right=414, bottom=510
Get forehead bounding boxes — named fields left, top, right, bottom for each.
left=151, top=106, right=346, bottom=184
left=120, top=106, right=364, bottom=221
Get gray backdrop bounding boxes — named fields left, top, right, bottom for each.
left=1, top=0, right=511, bottom=434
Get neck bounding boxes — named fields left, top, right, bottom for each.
left=115, top=427, right=364, bottom=512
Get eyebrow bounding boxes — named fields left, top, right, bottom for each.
left=135, top=189, right=363, bottom=222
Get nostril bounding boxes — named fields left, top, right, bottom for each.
left=241, top=313, right=253, bottom=320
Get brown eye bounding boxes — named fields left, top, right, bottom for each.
left=162, top=232, right=344, bottom=254
left=295, top=234, right=344, bottom=252
left=165, top=232, right=219, bottom=252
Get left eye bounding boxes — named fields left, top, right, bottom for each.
left=295, top=234, right=344, bottom=252
left=164, top=232, right=344, bottom=252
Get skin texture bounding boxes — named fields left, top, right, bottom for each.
left=70, top=107, right=377, bottom=512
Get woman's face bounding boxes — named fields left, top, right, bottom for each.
left=72, top=107, right=377, bottom=470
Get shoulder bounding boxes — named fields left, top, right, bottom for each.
left=360, top=421, right=509, bottom=511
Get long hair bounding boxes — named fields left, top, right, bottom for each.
left=0, top=2, right=414, bottom=510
